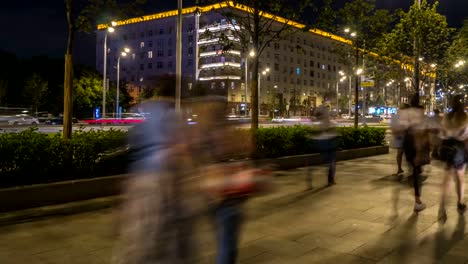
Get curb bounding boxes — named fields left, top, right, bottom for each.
left=0, top=196, right=120, bottom=227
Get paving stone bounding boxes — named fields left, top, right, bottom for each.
left=2, top=151, right=468, bottom=263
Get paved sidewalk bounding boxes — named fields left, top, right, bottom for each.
left=1, top=151, right=467, bottom=264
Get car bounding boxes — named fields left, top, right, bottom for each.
left=45, top=117, right=79, bottom=125
left=8, top=115, right=39, bottom=125
left=272, top=117, right=285, bottom=123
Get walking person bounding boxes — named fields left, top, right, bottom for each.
left=391, top=104, right=410, bottom=175
left=438, top=95, right=468, bottom=222
left=114, top=89, right=201, bottom=264
left=429, top=109, right=443, bottom=159
left=399, top=95, right=431, bottom=212
left=308, top=102, right=338, bottom=188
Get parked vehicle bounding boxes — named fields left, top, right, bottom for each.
left=45, top=117, right=79, bottom=125
left=8, top=115, right=39, bottom=125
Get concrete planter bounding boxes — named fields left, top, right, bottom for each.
left=0, top=145, right=388, bottom=213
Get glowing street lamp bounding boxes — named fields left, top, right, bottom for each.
left=102, top=22, right=116, bottom=118
left=116, top=48, right=130, bottom=118
left=356, top=68, right=363, bottom=75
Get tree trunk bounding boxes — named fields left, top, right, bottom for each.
left=63, top=0, right=74, bottom=139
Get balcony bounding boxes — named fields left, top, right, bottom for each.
left=198, top=23, right=240, bottom=33
left=199, top=75, right=242, bottom=81
left=199, top=50, right=241, bottom=57
left=197, top=36, right=240, bottom=45
left=200, top=61, right=241, bottom=69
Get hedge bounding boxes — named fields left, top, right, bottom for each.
left=0, top=128, right=126, bottom=188
left=0, top=126, right=386, bottom=188
left=252, top=125, right=386, bottom=158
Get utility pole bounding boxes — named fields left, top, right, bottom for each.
left=175, top=0, right=182, bottom=111
left=354, top=47, right=359, bottom=128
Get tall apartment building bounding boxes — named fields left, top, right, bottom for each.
left=96, top=4, right=349, bottom=115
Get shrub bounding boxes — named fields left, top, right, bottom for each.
left=0, top=126, right=386, bottom=187
left=0, top=128, right=126, bottom=187
left=252, top=125, right=386, bottom=158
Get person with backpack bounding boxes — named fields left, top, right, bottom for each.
left=399, top=95, right=431, bottom=212
left=438, top=95, right=468, bottom=222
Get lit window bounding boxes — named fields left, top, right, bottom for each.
left=322, top=64, right=326, bottom=70
left=140, top=42, right=145, bottom=48
left=231, top=82, right=235, bottom=89
left=211, top=82, right=216, bottom=89
left=148, top=51, right=153, bottom=58
left=221, top=82, right=225, bottom=89
left=296, top=68, right=301, bottom=75
left=132, top=54, right=136, bottom=59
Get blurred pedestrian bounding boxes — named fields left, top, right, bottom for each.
left=391, top=104, right=410, bottom=175
left=438, top=95, right=468, bottom=222
left=192, top=96, right=271, bottom=264
left=429, top=109, right=443, bottom=159
left=399, top=95, right=431, bottom=212
left=309, top=102, right=338, bottom=187
left=114, top=88, right=201, bottom=263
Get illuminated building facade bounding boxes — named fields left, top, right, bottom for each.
left=96, top=3, right=349, bottom=115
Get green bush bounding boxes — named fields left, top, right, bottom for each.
left=0, top=128, right=126, bottom=187
left=0, top=126, right=386, bottom=187
left=252, top=125, right=386, bottom=158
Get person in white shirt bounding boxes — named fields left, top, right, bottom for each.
left=438, top=95, right=468, bottom=222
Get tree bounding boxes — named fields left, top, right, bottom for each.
left=62, top=0, right=145, bottom=139
left=379, top=0, right=453, bottom=103
left=441, top=19, right=468, bottom=92
left=23, top=73, right=48, bottom=114
left=196, top=0, right=313, bottom=130
left=335, top=0, right=397, bottom=127
left=73, top=67, right=102, bottom=116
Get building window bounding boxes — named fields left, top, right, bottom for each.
left=317, top=62, right=320, bottom=69
left=140, top=64, right=144, bottom=70
left=148, top=51, right=153, bottom=58
left=168, top=61, right=173, bottom=68
left=310, top=60, right=314, bottom=67
left=148, top=63, right=153, bottom=69
left=231, top=94, right=235, bottom=102
left=274, top=63, right=279, bottom=71
left=310, top=70, right=314, bottom=77
left=148, top=30, right=153, bottom=36
left=310, top=80, right=314, bottom=86
left=274, top=43, right=280, bottom=50
left=241, top=95, right=246, bottom=102
left=140, top=42, right=145, bottom=48
left=296, top=67, right=301, bottom=75
left=123, top=34, right=128, bottom=40
left=267, top=76, right=271, bottom=81
left=188, top=47, right=193, bottom=55
left=188, top=23, right=194, bottom=32
left=221, top=82, right=225, bottom=89
left=159, top=28, right=164, bottom=35
left=211, top=82, right=216, bottom=89
left=157, top=50, right=164, bottom=57
left=168, top=26, right=172, bottom=34
left=140, top=32, right=144, bottom=38
left=231, top=82, right=235, bottom=89
left=157, top=61, right=163, bottom=69
left=132, top=53, right=136, bottom=59
left=322, top=64, right=326, bottom=70
left=188, top=35, right=194, bottom=42
left=148, top=41, right=153, bottom=47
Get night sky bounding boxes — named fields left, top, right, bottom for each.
left=0, top=0, right=466, bottom=67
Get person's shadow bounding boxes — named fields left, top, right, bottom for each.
left=432, top=215, right=466, bottom=261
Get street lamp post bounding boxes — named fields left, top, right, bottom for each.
left=245, top=50, right=255, bottom=116
left=344, top=28, right=360, bottom=127
left=102, top=23, right=116, bottom=118
left=116, top=48, right=130, bottom=119
left=258, top=67, right=270, bottom=116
